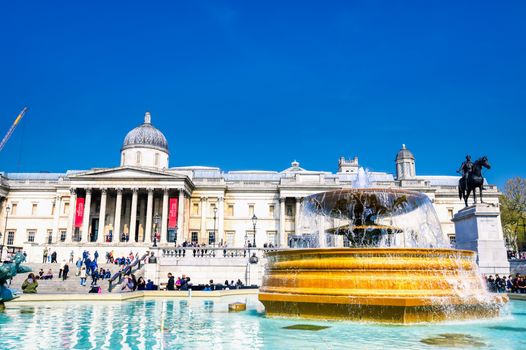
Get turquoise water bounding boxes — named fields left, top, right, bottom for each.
left=0, top=296, right=525, bottom=350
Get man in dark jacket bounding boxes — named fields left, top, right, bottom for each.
left=167, top=273, right=175, bottom=290
left=62, top=263, right=69, bottom=281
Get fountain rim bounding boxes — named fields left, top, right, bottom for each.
left=264, top=248, right=476, bottom=257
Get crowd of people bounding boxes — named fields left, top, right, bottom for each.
left=484, top=274, right=526, bottom=293
left=163, top=273, right=245, bottom=291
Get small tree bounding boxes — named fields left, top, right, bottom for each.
left=500, top=177, right=526, bottom=253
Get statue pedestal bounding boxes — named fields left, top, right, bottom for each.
left=452, top=204, right=510, bottom=275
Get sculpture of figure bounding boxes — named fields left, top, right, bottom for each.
left=458, top=156, right=491, bottom=207
left=457, top=155, right=473, bottom=189
left=0, top=253, right=32, bottom=303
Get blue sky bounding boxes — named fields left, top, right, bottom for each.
left=0, top=1, right=524, bottom=188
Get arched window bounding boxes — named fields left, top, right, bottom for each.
left=122, top=152, right=126, bottom=165
left=136, top=151, right=141, bottom=165
left=155, top=153, right=160, bottom=166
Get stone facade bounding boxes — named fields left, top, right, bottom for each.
left=0, top=112, right=501, bottom=263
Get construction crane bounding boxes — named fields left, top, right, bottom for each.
left=0, top=107, right=28, bottom=152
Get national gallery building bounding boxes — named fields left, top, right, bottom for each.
left=0, top=113, right=500, bottom=263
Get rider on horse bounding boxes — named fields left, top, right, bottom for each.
left=457, top=155, right=473, bottom=188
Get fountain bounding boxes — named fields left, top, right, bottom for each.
left=0, top=253, right=31, bottom=310
left=259, top=170, right=507, bottom=323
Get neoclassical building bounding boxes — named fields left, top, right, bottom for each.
left=0, top=112, right=500, bottom=262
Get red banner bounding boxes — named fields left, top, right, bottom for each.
left=75, top=197, right=85, bottom=228
left=168, top=198, right=178, bottom=229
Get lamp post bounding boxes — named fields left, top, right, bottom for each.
left=153, top=213, right=160, bottom=247
left=213, top=206, right=218, bottom=247
left=251, top=214, right=258, bottom=248
left=1, top=205, right=11, bottom=262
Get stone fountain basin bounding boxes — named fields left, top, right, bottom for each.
left=259, top=248, right=508, bottom=323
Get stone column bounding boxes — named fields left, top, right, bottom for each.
left=113, top=188, right=123, bottom=243
left=295, top=197, right=301, bottom=235
left=97, top=188, right=107, bottom=243
left=66, top=188, right=76, bottom=243
left=129, top=188, right=138, bottom=243
left=279, top=198, right=286, bottom=247
left=52, top=195, right=61, bottom=243
left=200, top=197, right=207, bottom=243
left=160, top=188, right=169, bottom=244
left=217, top=196, right=224, bottom=244
left=82, top=188, right=92, bottom=243
left=177, top=190, right=185, bottom=243
left=145, top=188, right=154, bottom=244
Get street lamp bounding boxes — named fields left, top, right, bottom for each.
left=251, top=214, right=258, bottom=247
left=1, top=205, right=11, bottom=262
left=213, top=206, right=218, bottom=247
left=153, top=213, right=160, bottom=247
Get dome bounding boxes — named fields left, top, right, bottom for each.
left=395, top=144, right=414, bottom=161
left=122, top=112, right=168, bottom=153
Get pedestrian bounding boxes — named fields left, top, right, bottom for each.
left=62, top=263, right=69, bottom=281
left=69, top=250, right=74, bottom=263
left=51, top=251, right=57, bottom=263
left=94, top=250, right=99, bottom=262
left=42, top=247, right=48, bottom=263
left=79, top=267, right=87, bottom=286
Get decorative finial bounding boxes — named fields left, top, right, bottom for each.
left=402, top=144, right=406, bottom=149
left=144, top=112, right=151, bottom=124
left=291, top=160, right=300, bottom=168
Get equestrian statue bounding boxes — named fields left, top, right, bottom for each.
left=458, top=155, right=491, bottom=207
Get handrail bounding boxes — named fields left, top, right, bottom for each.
left=108, top=251, right=149, bottom=292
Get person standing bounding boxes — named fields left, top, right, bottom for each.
left=167, top=273, right=175, bottom=291
left=79, top=267, right=87, bottom=286
left=51, top=251, right=57, bottom=263
left=94, top=250, right=99, bottom=262
left=69, top=250, right=74, bottom=263
left=62, top=263, right=69, bottom=281
left=42, top=247, right=48, bottom=264
left=75, top=258, right=82, bottom=276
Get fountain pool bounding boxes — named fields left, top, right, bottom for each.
left=0, top=295, right=524, bottom=350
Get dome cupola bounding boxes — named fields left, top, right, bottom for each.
left=120, top=112, right=169, bottom=169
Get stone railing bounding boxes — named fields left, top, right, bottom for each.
left=160, top=247, right=278, bottom=259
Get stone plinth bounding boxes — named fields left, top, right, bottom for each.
left=452, top=204, right=510, bottom=275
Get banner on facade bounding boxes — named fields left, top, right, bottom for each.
left=75, top=197, right=85, bottom=228
left=168, top=198, right=178, bottom=229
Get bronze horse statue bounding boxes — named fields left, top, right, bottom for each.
left=458, top=156, right=491, bottom=207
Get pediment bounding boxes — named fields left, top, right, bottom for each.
left=68, top=166, right=186, bottom=180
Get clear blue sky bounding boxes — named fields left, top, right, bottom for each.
left=0, top=1, right=525, bottom=188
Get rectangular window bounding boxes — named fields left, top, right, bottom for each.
left=51, top=202, right=56, bottom=216
left=448, top=208, right=454, bottom=219
left=27, top=230, right=36, bottom=243
left=10, top=203, right=17, bottom=216
left=269, top=204, right=275, bottom=218
left=47, top=229, right=53, bottom=244
left=449, top=234, right=456, bottom=245
left=248, top=204, right=255, bottom=217
left=225, top=231, right=235, bottom=247
left=210, top=203, right=217, bottom=217
left=266, top=231, right=277, bottom=246
left=245, top=231, right=254, bottom=246
left=208, top=231, right=215, bottom=245
left=31, top=203, right=38, bottom=216
left=191, top=203, right=199, bottom=216
left=7, top=231, right=15, bottom=245
left=60, top=230, right=67, bottom=242
left=191, top=231, right=198, bottom=243
left=286, top=204, right=293, bottom=217
left=226, top=204, right=234, bottom=217
left=63, top=202, right=70, bottom=215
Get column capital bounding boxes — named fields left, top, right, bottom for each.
left=218, top=196, right=224, bottom=202
left=115, top=187, right=123, bottom=194
left=131, top=187, right=139, bottom=193
left=85, top=188, right=92, bottom=195
left=162, top=187, right=169, bottom=194
left=69, top=188, right=77, bottom=195
left=100, top=188, right=107, bottom=195
left=200, top=196, right=207, bottom=202
left=279, top=197, right=286, bottom=203
left=147, top=187, right=154, bottom=194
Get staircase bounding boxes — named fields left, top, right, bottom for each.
left=7, top=262, right=130, bottom=294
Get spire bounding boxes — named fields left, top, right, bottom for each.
left=144, top=112, right=151, bottom=124
left=402, top=144, right=406, bottom=149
